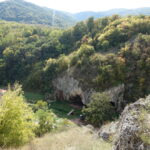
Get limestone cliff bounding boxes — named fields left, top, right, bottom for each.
left=53, top=74, right=125, bottom=111
left=113, top=95, right=150, bottom=150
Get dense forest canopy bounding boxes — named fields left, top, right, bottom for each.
left=0, top=15, right=150, bottom=103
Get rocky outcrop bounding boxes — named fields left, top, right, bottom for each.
left=106, top=84, right=125, bottom=112
left=53, top=75, right=84, bottom=102
left=53, top=75, right=95, bottom=104
left=113, top=95, right=150, bottom=150
left=98, top=121, right=119, bottom=141
left=53, top=75, right=125, bottom=109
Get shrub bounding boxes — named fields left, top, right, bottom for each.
left=138, top=105, right=150, bottom=145
left=33, top=100, right=74, bottom=136
left=33, top=100, right=48, bottom=112
left=35, top=109, right=57, bottom=137
left=0, top=84, right=35, bottom=147
left=82, top=92, right=116, bottom=126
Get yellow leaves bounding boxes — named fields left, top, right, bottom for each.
left=0, top=85, right=35, bottom=147
left=118, top=57, right=125, bottom=64
left=57, top=55, right=70, bottom=71
left=44, top=58, right=57, bottom=71
left=3, top=48, right=14, bottom=57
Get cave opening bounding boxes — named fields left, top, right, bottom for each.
left=110, top=101, right=115, bottom=107
left=69, top=95, right=84, bottom=107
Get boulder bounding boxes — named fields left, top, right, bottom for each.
left=113, top=95, right=150, bottom=150
left=98, top=121, right=118, bottom=141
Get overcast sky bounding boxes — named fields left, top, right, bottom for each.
left=0, top=0, right=150, bottom=13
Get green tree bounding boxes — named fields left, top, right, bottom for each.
left=0, top=84, right=35, bottom=147
left=35, top=109, right=57, bottom=137
left=73, top=22, right=88, bottom=41
left=87, top=17, right=94, bottom=33
left=82, top=92, right=116, bottom=126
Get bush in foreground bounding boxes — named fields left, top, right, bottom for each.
left=35, top=109, right=57, bottom=136
left=33, top=100, right=75, bottom=136
left=0, top=84, right=35, bottom=147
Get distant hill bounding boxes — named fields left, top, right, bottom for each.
left=0, top=0, right=76, bottom=27
left=74, top=7, right=150, bottom=21
left=0, top=0, right=150, bottom=27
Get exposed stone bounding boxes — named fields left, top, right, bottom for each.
left=53, top=75, right=125, bottom=109
left=106, top=84, right=125, bottom=112
left=83, top=89, right=95, bottom=104
left=98, top=121, right=119, bottom=141
left=53, top=75, right=93, bottom=105
left=112, top=95, right=150, bottom=150
left=100, top=132, right=110, bottom=141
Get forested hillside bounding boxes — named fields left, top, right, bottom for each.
left=0, top=0, right=76, bottom=27
left=0, top=13, right=150, bottom=149
left=0, top=15, right=150, bottom=102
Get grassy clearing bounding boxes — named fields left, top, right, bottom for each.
left=2, top=127, right=112, bottom=150
left=24, top=92, right=45, bottom=103
left=24, top=92, right=82, bottom=119
left=50, top=101, right=82, bottom=119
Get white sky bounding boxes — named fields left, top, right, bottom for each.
left=0, top=0, right=150, bottom=13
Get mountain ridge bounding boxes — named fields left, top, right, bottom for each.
left=0, top=0, right=76, bottom=27
left=0, top=0, right=150, bottom=26
left=74, top=7, right=150, bottom=21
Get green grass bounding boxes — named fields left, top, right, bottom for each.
left=24, top=91, right=82, bottom=119
left=3, top=127, right=112, bottom=150
left=24, top=91, right=45, bottom=103
left=50, top=100, right=82, bottom=119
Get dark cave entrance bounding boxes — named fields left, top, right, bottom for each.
left=69, top=95, right=84, bottom=107
left=110, top=101, right=115, bottom=107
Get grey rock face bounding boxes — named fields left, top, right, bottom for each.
left=53, top=75, right=125, bottom=109
left=98, top=121, right=119, bottom=141
left=53, top=75, right=96, bottom=104
left=106, top=84, right=125, bottom=112
left=53, top=75, right=85, bottom=102
left=113, top=95, right=150, bottom=150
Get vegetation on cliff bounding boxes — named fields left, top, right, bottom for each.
left=0, top=14, right=150, bottom=148
left=0, top=15, right=150, bottom=101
